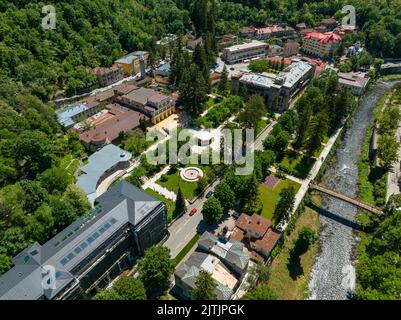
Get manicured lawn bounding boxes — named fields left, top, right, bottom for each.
left=279, top=150, right=316, bottom=179
left=172, top=233, right=201, bottom=266
left=157, top=172, right=199, bottom=200
left=266, top=196, right=320, bottom=299
left=144, top=188, right=176, bottom=222
left=259, top=179, right=301, bottom=225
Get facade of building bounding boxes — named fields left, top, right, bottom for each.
left=155, top=62, right=171, bottom=84
left=92, top=66, right=124, bottom=87
left=114, top=51, right=149, bottom=76
left=221, top=40, right=268, bottom=64
left=302, top=32, right=342, bottom=59
left=0, top=181, right=168, bottom=300
left=173, top=232, right=250, bottom=300
left=338, top=72, right=370, bottom=96
left=117, top=86, right=175, bottom=124
left=233, top=60, right=314, bottom=111
left=254, top=25, right=295, bottom=40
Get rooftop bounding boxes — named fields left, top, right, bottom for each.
left=338, top=72, right=370, bottom=88
left=0, top=181, right=163, bottom=300
left=76, top=144, right=132, bottom=204
left=78, top=104, right=144, bottom=148
left=115, top=51, right=148, bottom=65
left=254, top=228, right=282, bottom=255
left=235, top=213, right=272, bottom=237
left=56, top=104, right=88, bottom=127
left=175, top=251, right=237, bottom=300
left=304, top=32, right=342, bottom=44
left=225, top=40, right=267, bottom=53
left=198, top=232, right=250, bottom=273
left=240, top=61, right=313, bottom=90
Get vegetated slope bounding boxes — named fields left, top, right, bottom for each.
left=0, top=0, right=190, bottom=99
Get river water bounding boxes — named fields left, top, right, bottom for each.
left=308, top=80, right=399, bottom=300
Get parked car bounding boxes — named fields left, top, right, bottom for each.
left=189, top=208, right=197, bottom=216
left=205, top=191, right=213, bottom=199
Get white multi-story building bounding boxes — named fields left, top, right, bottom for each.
left=221, top=40, right=268, bottom=64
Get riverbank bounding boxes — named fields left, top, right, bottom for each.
left=308, top=81, right=397, bottom=300
left=266, top=195, right=320, bottom=300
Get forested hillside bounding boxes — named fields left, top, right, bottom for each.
left=0, top=0, right=191, bottom=99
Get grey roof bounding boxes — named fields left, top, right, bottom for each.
left=155, top=62, right=171, bottom=77
left=175, top=252, right=234, bottom=300
left=240, top=61, right=312, bottom=90
left=0, top=181, right=163, bottom=300
left=115, top=51, right=148, bottom=64
left=76, top=144, right=132, bottom=205
left=198, top=232, right=249, bottom=274
left=56, top=104, right=88, bottom=128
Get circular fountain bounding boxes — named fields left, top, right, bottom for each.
left=180, top=167, right=204, bottom=182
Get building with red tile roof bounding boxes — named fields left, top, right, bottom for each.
left=231, top=213, right=282, bottom=260
left=253, top=228, right=282, bottom=257
left=75, top=104, right=147, bottom=151
left=302, top=32, right=342, bottom=59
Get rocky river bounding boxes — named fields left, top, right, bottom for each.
left=308, top=80, right=400, bottom=300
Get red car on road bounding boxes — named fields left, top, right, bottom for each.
left=189, top=208, right=197, bottom=216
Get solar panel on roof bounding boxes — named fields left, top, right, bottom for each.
left=74, top=247, right=82, bottom=255
left=60, top=257, right=69, bottom=266
left=67, top=252, right=75, bottom=260
left=80, top=242, right=88, bottom=250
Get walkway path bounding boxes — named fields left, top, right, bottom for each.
left=142, top=166, right=177, bottom=201
left=278, top=124, right=344, bottom=230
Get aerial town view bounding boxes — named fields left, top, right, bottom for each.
left=0, top=0, right=400, bottom=310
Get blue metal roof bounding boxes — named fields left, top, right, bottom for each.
left=56, top=104, right=88, bottom=128
left=76, top=144, right=132, bottom=205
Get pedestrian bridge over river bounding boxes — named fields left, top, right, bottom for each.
left=309, top=183, right=383, bottom=217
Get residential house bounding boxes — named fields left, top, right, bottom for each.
left=173, top=232, right=250, bottom=300
left=92, top=66, right=124, bottom=87
left=338, top=72, right=370, bottom=96
left=114, top=51, right=149, bottom=76
left=230, top=214, right=282, bottom=260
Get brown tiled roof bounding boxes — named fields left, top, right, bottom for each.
left=235, top=214, right=271, bottom=237
left=79, top=104, right=146, bottom=144
left=230, top=227, right=245, bottom=242
left=254, top=228, right=282, bottom=255
left=114, top=83, right=138, bottom=96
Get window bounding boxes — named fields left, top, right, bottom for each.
left=60, top=257, right=69, bottom=266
